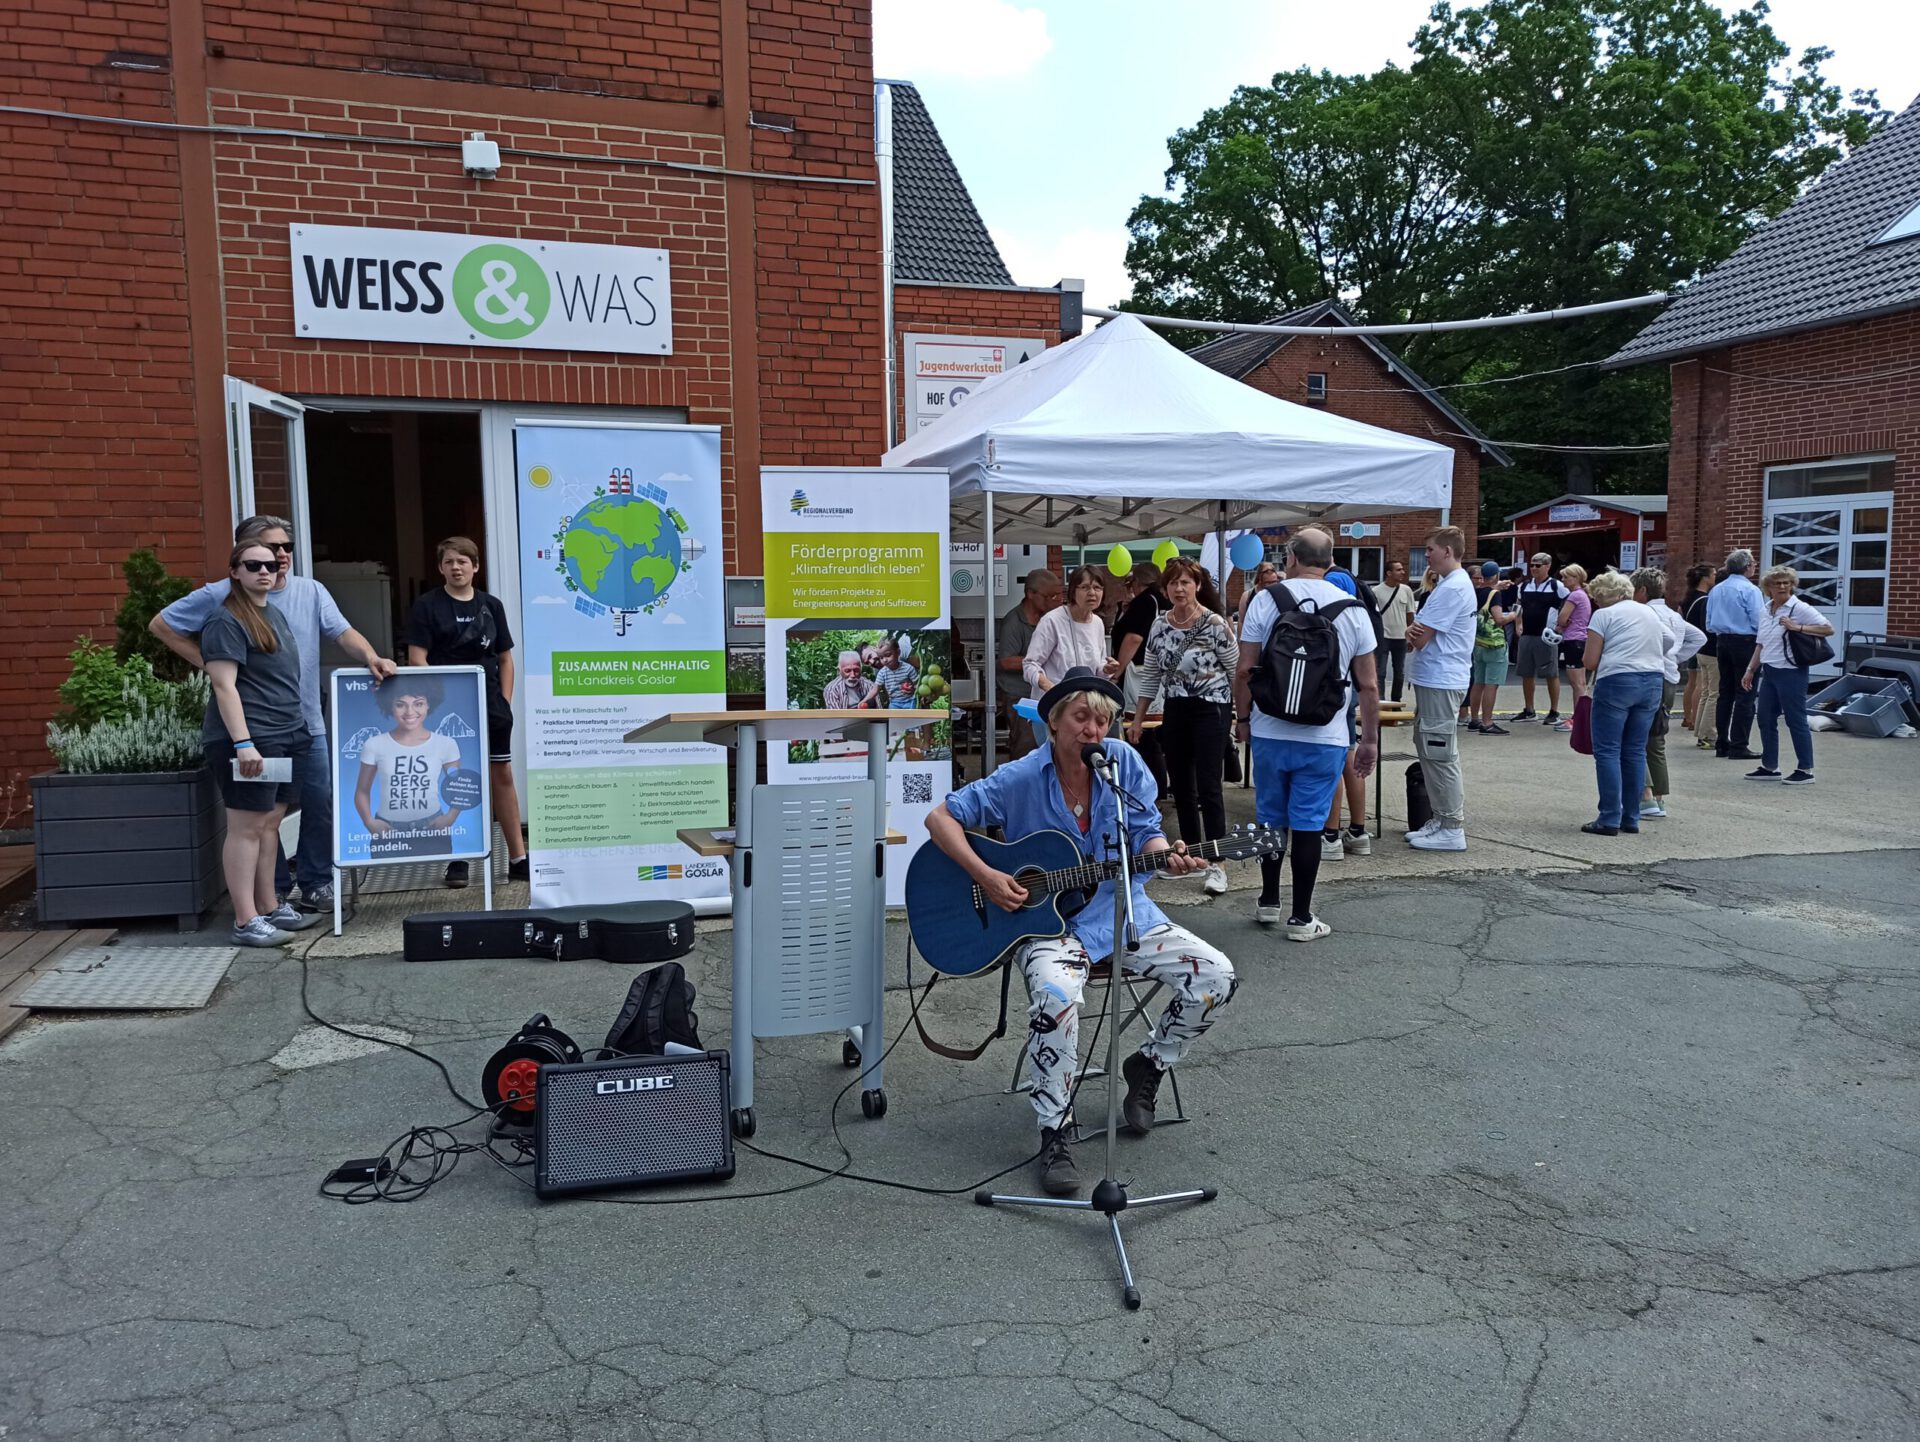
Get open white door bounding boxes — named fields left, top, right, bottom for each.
left=224, top=377, right=311, bottom=572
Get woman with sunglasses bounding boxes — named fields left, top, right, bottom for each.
left=201, top=543, right=322, bottom=946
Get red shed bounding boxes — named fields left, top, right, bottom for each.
left=1486, top=494, right=1669, bottom=575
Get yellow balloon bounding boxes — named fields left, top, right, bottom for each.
left=1105, top=544, right=1133, bottom=578
left=1152, top=539, right=1179, bottom=568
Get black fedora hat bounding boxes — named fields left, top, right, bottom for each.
left=1037, top=666, right=1125, bottom=725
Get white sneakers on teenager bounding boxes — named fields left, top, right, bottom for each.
left=1408, top=826, right=1468, bottom=852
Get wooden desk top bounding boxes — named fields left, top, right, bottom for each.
left=626, top=708, right=947, bottom=747
left=677, top=826, right=908, bottom=858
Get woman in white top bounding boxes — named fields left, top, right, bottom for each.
left=1631, top=567, right=1706, bottom=818
left=1023, top=565, right=1115, bottom=701
left=1578, top=570, right=1674, bottom=836
left=1740, top=564, right=1835, bottom=784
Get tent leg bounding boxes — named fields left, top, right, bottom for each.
left=982, top=491, right=997, bottom=776
left=1214, top=503, right=1227, bottom=588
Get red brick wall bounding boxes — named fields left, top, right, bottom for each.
left=1667, top=309, right=1920, bottom=636
left=892, top=284, right=1061, bottom=440
left=0, top=0, right=203, bottom=795
left=1237, top=334, right=1486, bottom=567
left=203, top=0, right=725, bottom=104
left=0, top=0, right=887, bottom=792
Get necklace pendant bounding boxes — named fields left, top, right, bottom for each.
left=1072, top=801, right=1084, bottom=817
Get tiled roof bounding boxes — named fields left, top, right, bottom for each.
left=885, top=81, right=1014, bottom=287
left=1188, top=299, right=1513, bottom=467
left=1507, top=493, right=1668, bottom=521
left=1607, top=92, right=1920, bottom=367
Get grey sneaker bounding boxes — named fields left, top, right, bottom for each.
left=294, top=883, right=334, bottom=912
left=1255, top=902, right=1284, bottom=927
left=266, top=904, right=323, bottom=932
left=232, top=916, right=295, bottom=948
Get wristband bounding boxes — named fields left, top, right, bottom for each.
left=232, top=738, right=254, bottom=749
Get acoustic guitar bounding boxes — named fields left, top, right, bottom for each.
left=905, top=824, right=1286, bottom=977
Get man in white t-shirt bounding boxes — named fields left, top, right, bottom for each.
left=1233, top=527, right=1379, bottom=942
left=1404, top=526, right=1475, bottom=852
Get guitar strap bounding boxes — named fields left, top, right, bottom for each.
left=910, top=952, right=1016, bottom=1061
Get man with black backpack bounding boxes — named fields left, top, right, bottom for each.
left=1233, top=528, right=1380, bottom=942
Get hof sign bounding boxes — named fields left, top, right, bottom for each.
left=330, top=666, right=494, bottom=868
left=290, top=224, right=673, bottom=356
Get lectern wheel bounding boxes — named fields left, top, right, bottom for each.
left=860, top=1088, right=887, bottom=1120
left=730, top=1107, right=756, bottom=1139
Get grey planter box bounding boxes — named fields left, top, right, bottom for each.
left=31, top=769, right=226, bottom=931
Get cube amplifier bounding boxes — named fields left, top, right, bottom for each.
left=534, top=1049, right=735, bottom=1198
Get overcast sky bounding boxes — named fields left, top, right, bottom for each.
left=875, top=0, right=1920, bottom=315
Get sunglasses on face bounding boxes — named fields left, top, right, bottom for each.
left=239, top=559, right=278, bottom=573
left=264, top=542, right=294, bottom=553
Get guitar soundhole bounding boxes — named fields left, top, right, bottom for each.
left=1012, top=868, right=1050, bottom=908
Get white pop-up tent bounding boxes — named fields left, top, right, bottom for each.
left=880, top=311, right=1455, bottom=767
left=881, top=311, right=1454, bottom=545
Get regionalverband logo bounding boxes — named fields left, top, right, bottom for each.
left=789, top=489, right=810, bottom=512
left=787, top=488, right=853, bottom=518
left=453, top=243, right=551, bottom=341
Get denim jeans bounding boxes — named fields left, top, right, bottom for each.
left=1591, top=670, right=1663, bottom=828
left=1756, top=665, right=1814, bottom=773
left=274, top=729, right=334, bottom=896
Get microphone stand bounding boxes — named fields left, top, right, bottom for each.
left=976, top=747, right=1216, bottom=1310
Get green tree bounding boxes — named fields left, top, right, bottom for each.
left=1126, top=0, right=1884, bottom=524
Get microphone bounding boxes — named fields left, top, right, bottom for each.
left=1081, top=742, right=1112, bottom=771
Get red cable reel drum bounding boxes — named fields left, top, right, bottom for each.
left=481, top=1014, right=583, bottom=1125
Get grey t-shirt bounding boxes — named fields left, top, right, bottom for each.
left=199, top=604, right=306, bottom=745
left=161, top=575, right=349, bottom=737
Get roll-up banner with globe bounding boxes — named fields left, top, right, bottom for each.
left=514, top=423, right=728, bottom=908
left=761, top=466, right=951, bottom=906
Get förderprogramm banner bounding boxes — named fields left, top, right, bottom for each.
left=515, top=424, right=728, bottom=907
left=761, top=467, right=951, bottom=906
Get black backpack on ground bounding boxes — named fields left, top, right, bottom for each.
left=604, top=962, right=703, bottom=1056
left=1250, top=582, right=1362, bottom=727
left=1405, top=762, right=1432, bottom=833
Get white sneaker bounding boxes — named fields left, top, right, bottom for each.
left=1404, top=821, right=1437, bottom=845
left=1255, top=903, right=1284, bottom=927
left=1640, top=800, right=1667, bottom=819
left=1285, top=915, right=1332, bottom=943
left=1202, top=864, right=1228, bottom=896
left=1408, top=827, right=1467, bottom=852
left=1343, top=829, right=1372, bottom=856
left=1320, top=833, right=1345, bottom=861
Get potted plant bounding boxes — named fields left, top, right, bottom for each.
left=30, top=551, right=225, bottom=931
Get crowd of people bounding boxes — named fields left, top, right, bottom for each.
left=979, top=532, right=1836, bottom=944
left=153, top=516, right=522, bottom=948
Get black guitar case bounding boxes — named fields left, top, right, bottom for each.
left=403, top=901, right=695, bottom=963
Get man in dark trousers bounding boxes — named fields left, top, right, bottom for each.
left=1705, top=548, right=1764, bottom=760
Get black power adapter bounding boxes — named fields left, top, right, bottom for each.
left=326, top=1157, right=394, bottom=1185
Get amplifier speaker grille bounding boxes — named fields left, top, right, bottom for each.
left=535, top=1051, right=734, bottom=1197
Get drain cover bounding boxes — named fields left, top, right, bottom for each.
left=15, top=946, right=239, bottom=1011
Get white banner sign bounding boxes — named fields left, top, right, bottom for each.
left=515, top=424, right=727, bottom=907
left=762, top=468, right=951, bottom=906
left=904, top=332, right=1044, bottom=430
left=290, top=223, right=672, bottom=356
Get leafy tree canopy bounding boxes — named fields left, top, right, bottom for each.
left=1125, top=0, right=1885, bottom=524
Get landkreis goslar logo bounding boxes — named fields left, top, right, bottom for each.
left=453, top=243, right=551, bottom=340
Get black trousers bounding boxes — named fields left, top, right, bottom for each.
left=1381, top=639, right=1408, bottom=702
left=1160, top=697, right=1230, bottom=847
left=1715, top=635, right=1757, bottom=751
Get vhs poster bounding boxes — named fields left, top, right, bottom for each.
left=761, top=467, right=951, bottom=906
left=515, top=424, right=729, bottom=908
left=331, top=667, right=491, bottom=867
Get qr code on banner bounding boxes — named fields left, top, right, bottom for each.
left=901, top=772, right=933, bottom=805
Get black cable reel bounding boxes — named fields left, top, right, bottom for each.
left=480, top=1014, right=582, bottom=1126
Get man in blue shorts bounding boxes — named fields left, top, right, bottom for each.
left=1233, top=527, right=1380, bottom=941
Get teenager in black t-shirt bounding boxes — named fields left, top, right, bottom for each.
left=406, top=536, right=529, bottom=886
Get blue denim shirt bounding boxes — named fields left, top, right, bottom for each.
left=1705, top=574, right=1764, bottom=637
left=943, top=739, right=1168, bottom=962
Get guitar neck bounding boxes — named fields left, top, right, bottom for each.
left=1029, top=837, right=1234, bottom=899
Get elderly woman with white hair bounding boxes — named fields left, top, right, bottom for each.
left=1578, top=570, right=1674, bottom=836
left=1741, top=564, right=1835, bottom=784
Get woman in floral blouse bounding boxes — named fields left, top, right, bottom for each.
left=1126, top=558, right=1238, bottom=896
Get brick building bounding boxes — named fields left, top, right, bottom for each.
left=1608, top=93, right=1920, bottom=643
left=1188, top=300, right=1510, bottom=583
left=0, top=8, right=1072, bottom=790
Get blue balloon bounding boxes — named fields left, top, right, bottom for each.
left=1230, top=533, right=1265, bottom=571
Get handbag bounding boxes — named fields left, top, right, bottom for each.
left=1568, top=694, right=1594, bottom=755
left=1782, top=602, right=1835, bottom=669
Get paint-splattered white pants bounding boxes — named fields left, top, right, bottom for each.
left=1016, top=922, right=1237, bottom=1130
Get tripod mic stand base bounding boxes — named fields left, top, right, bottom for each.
left=973, top=1181, right=1217, bottom=1309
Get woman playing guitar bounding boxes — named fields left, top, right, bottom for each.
left=922, top=668, right=1238, bottom=1198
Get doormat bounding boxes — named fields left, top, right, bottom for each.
left=14, top=945, right=239, bottom=1011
